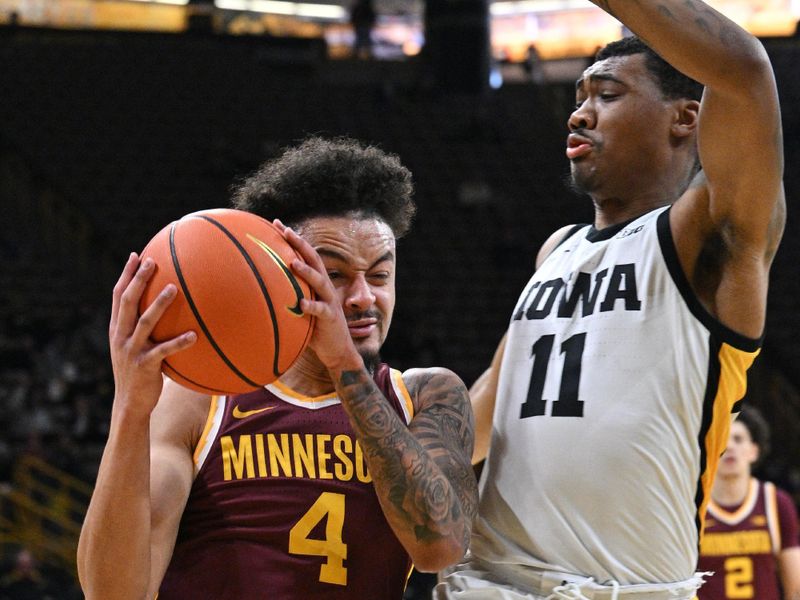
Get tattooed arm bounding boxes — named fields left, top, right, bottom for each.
left=590, top=0, right=784, bottom=339
left=277, top=221, right=478, bottom=572
left=335, top=365, right=478, bottom=572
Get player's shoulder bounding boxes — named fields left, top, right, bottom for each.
left=151, top=377, right=213, bottom=453
left=536, top=223, right=586, bottom=268
left=401, top=366, right=465, bottom=385
left=400, top=367, right=469, bottom=406
left=770, top=482, right=800, bottom=518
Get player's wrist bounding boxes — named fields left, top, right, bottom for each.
left=324, top=346, right=366, bottom=377
left=110, top=394, right=156, bottom=429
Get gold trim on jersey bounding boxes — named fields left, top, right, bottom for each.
left=764, top=481, right=781, bottom=554
left=697, top=343, right=760, bottom=539
left=708, top=478, right=759, bottom=525
left=194, top=395, right=220, bottom=465
left=390, top=368, right=415, bottom=425
left=270, top=380, right=339, bottom=404
left=194, top=395, right=227, bottom=473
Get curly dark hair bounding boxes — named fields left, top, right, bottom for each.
left=736, top=405, right=771, bottom=466
left=231, top=136, right=416, bottom=238
left=595, top=36, right=703, bottom=101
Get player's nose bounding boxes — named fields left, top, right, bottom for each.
left=345, top=275, right=376, bottom=310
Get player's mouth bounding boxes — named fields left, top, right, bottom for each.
left=348, top=317, right=379, bottom=338
left=566, top=133, right=594, bottom=160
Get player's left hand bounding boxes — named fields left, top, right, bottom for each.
left=274, top=220, right=363, bottom=372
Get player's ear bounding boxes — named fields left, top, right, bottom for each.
left=671, top=99, right=699, bottom=138
left=752, top=442, right=761, bottom=463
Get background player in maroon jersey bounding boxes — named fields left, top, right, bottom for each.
left=697, top=406, right=800, bottom=600
left=76, top=136, right=478, bottom=599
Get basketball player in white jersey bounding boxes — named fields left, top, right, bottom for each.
left=437, top=1, right=785, bottom=599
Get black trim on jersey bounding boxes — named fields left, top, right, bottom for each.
left=554, top=224, right=588, bottom=249
left=656, top=207, right=762, bottom=353
left=585, top=218, right=636, bottom=242
left=537, top=224, right=589, bottom=267
left=694, top=336, right=723, bottom=547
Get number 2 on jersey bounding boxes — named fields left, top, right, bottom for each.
left=289, top=492, right=348, bottom=585
left=520, top=332, right=586, bottom=418
left=724, top=556, right=754, bottom=599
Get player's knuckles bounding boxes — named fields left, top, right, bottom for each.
left=120, top=283, right=143, bottom=306
left=136, top=311, right=158, bottom=332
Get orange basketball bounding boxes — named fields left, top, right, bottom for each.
left=138, top=208, right=315, bottom=395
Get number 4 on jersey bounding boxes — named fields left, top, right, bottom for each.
left=289, top=492, right=348, bottom=585
left=520, top=332, right=586, bottom=418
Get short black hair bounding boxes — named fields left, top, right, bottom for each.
left=595, top=36, right=703, bottom=101
left=231, top=136, right=416, bottom=238
left=736, top=405, right=771, bottom=464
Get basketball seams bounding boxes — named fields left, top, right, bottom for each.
left=139, top=208, right=313, bottom=394
left=192, top=215, right=283, bottom=378
left=169, top=220, right=262, bottom=389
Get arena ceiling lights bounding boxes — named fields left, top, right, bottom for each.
left=214, top=0, right=347, bottom=20
left=213, top=0, right=589, bottom=21
left=127, top=0, right=190, bottom=5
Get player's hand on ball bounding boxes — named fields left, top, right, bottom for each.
left=109, top=253, right=197, bottom=416
left=276, top=221, right=362, bottom=372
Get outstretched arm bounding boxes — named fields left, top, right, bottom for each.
left=590, top=0, right=784, bottom=337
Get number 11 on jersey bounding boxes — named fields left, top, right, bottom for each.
left=520, top=332, right=586, bottom=418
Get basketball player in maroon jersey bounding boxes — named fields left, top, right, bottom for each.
left=77, top=137, right=478, bottom=599
left=697, top=406, right=800, bottom=600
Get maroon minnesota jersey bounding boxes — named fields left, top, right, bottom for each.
left=697, top=478, right=800, bottom=600
left=158, top=363, right=415, bottom=599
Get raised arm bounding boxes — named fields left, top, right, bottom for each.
left=590, top=0, right=785, bottom=337
left=77, top=254, right=203, bottom=599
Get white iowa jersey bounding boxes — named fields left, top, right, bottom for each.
left=471, top=206, right=761, bottom=585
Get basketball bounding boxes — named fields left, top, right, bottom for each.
left=138, top=208, right=315, bottom=395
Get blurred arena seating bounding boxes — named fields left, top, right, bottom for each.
left=0, top=25, right=798, bottom=591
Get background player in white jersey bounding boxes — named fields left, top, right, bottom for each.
left=437, top=0, right=785, bottom=598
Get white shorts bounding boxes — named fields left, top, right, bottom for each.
left=435, top=558, right=708, bottom=600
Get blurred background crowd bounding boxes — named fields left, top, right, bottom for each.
left=1, top=0, right=799, bottom=597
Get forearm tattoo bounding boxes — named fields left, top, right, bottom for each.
left=338, top=369, right=477, bottom=547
